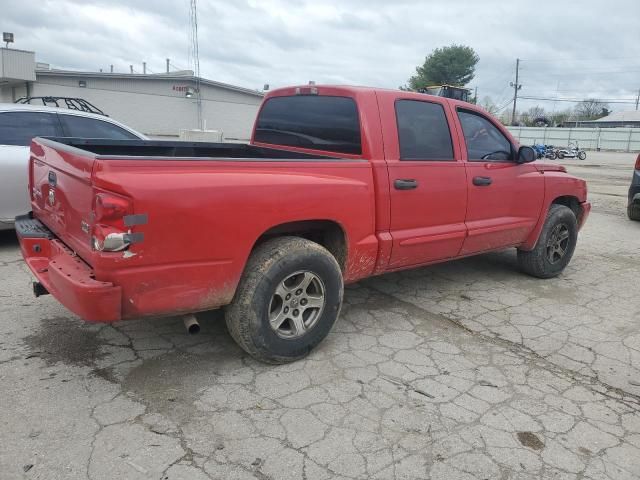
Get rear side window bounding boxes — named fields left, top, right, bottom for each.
left=59, top=115, right=139, bottom=140
left=395, top=100, right=454, bottom=160
left=254, top=95, right=361, bottom=155
left=0, top=112, right=62, bottom=146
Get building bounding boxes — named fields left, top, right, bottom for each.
left=565, top=110, right=640, bottom=129
left=0, top=47, right=263, bottom=140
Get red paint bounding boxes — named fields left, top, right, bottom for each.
left=18, top=85, right=589, bottom=322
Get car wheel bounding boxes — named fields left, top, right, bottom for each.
left=517, top=204, right=578, bottom=279
left=578, top=151, right=586, bottom=160
left=628, top=202, right=640, bottom=221
left=225, top=236, right=343, bottom=364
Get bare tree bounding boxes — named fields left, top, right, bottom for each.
left=549, top=109, right=573, bottom=127
left=526, top=106, right=548, bottom=126
left=480, top=96, right=499, bottom=116
left=574, top=99, right=610, bottom=120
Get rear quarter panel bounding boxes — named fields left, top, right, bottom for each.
left=91, top=159, right=378, bottom=319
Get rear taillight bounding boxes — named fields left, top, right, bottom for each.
left=94, top=193, right=130, bottom=225
left=635, top=154, right=640, bottom=170
left=91, top=192, right=133, bottom=252
left=92, top=225, right=130, bottom=252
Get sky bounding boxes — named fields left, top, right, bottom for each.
left=3, top=0, right=640, bottom=114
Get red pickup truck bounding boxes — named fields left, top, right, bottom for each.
left=16, top=85, right=590, bottom=363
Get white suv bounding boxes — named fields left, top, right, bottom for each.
left=0, top=104, right=146, bottom=230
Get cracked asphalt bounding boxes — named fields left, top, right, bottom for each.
left=1, top=152, right=639, bottom=480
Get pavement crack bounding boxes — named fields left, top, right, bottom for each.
left=366, top=284, right=640, bottom=411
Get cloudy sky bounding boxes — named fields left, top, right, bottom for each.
left=3, top=0, right=640, bottom=113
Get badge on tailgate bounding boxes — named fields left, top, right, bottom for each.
left=48, top=171, right=57, bottom=206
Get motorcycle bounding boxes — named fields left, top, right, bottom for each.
left=557, top=142, right=587, bottom=160
left=531, top=143, right=558, bottom=160
left=531, top=142, right=546, bottom=159
left=544, top=145, right=558, bottom=160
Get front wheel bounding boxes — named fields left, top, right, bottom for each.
left=629, top=202, right=640, bottom=221
left=577, top=151, right=586, bottom=160
left=517, top=204, right=578, bottom=278
left=557, top=151, right=565, bottom=159
left=225, top=236, right=343, bottom=364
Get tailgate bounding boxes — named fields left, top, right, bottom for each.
left=30, top=138, right=96, bottom=262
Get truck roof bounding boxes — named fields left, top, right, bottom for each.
left=263, top=84, right=474, bottom=109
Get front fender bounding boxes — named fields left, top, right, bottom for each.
left=520, top=173, right=588, bottom=251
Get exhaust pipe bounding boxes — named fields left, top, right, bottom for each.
left=182, top=314, right=200, bottom=335
left=33, top=282, right=49, bottom=298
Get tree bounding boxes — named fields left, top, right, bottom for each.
left=549, top=109, right=573, bottom=127
left=408, top=45, right=479, bottom=90
left=574, top=99, right=611, bottom=120
left=480, top=96, right=499, bottom=116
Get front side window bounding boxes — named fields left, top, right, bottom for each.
left=0, top=112, right=61, bottom=146
left=458, top=110, right=512, bottom=161
left=395, top=100, right=454, bottom=160
left=59, top=115, right=139, bottom=140
left=254, top=95, right=361, bottom=155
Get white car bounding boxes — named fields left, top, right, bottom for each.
left=0, top=103, right=146, bottom=230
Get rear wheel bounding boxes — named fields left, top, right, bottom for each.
left=578, top=151, right=586, bottom=160
left=225, top=236, right=343, bottom=364
left=557, top=151, right=565, bottom=159
left=629, top=202, right=640, bottom=221
left=517, top=204, right=578, bottom=278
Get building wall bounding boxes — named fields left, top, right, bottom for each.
left=0, top=48, right=36, bottom=82
left=1, top=74, right=262, bottom=140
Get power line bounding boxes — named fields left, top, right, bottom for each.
left=189, top=0, right=203, bottom=129
left=520, top=95, right=637, bottom=104
left=521, top=56, right=640, bottom=64
left=510, top=58, right=522, bottom=124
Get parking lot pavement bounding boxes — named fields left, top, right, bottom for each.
left=2, top=154, right=640, bottom=480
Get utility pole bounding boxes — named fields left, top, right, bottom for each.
left=635, top=88, right=639, bottom=110
left=474, top=86, right=478, bottom=104
left=510, top=58, right=522, bottom=125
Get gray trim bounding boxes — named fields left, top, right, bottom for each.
left=123, top=214, right=148, bottom=227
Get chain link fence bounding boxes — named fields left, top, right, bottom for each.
left=506, top=126, right=640, bottom=152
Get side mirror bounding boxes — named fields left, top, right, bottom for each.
left=517, top=146, right=536, bottom=163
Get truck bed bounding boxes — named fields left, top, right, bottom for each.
left=26, top=136, right=377, bottom=321
left=38, top=137, right=342, bottom=161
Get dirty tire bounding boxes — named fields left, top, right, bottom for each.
left=629, top=203, right=640, bottom=221
left=517, top=204, right=578, bottom=279
left=225, top=236, right=343, bottom=364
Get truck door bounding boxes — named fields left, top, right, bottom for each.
left=378, top=93, right=468, bottom=269
left=454, top=107, right=544, bottom=254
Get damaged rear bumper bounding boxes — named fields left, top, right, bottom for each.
left=15, top=214, right=122, bottom=322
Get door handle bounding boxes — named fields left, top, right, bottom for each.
left=472, top=176, right=492, bottom=186
left=394, top=179, right=418, bottom=190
